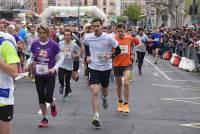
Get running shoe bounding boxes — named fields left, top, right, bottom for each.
left=38, top=118, right=48, bottom=128
left=117, top=102, right=124, bottom=112
left=101, top=94, right=108, bottom=109
left=63, top=95, right=69, bottom=102
left=138, top=71, right=142, bottom=75
left=92, top=115, right=101, bottom=127
left=123, top=104, right=130, bottom=113
left=51, top=102, right=58, bottom=117
left=68, top=91, right=73, bottom=97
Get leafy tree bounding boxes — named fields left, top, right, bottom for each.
left=117, top=16, right=128, bottom=23
left=123, top=3, right=142, bottom=24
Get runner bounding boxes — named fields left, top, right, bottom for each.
left=58, top=29, right=79, bottom=101
left=0, top=33, right=20, bottom=134
left=24, top=23, right=64, bottom=128
left=113, top=23, right=139, bottom=113
left=83, top=18, right=121, bottom=127
left=135, top=27, right=149, bottom=75
left=24, top=25, right=38, bottom=80
left=150, top=29, right=162, bottom=64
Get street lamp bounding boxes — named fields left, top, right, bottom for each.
left=192, top=0, right=196, bottom=26
left=77, top=0, right=80, bottom=29
left=175, top=0, right=178, bottom=27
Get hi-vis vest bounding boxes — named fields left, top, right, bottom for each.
left=0, top=38, right=15, bottom=105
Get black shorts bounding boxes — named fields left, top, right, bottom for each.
left=25, top=54, right=30, bottom=60
left=114, top=64, right=132, bottom=77
left=73, top=60, right=79, bottom=71
left=0, top=105, right=13, bottom=122
left=89, top=69, right=111, bottom=88
left=35, top=76, right=56, bottom=104
left=152, top=45, right=160, bottom=50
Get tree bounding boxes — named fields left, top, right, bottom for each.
left=117, top=16, right=128, bottom=23
left=123, top=3, right=142, bottom=25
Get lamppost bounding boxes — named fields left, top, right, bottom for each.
left=192, top=0, right=196, bottom=26
left=176, top=2, right=178, bottom=27
left=77, top=0, right=80, bottom=29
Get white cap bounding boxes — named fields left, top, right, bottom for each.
left=8, top=24, right=15, bottom=29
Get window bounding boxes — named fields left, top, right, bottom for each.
left=84, top=0, right=88, bottom=5
left=103, top=7, right=106, bottom=13
left=93, top=0, right=97, bottom=5
left=103, top=0, right=106, bottom=5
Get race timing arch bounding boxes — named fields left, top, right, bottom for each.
left=39, top=6, right=107, bottom=22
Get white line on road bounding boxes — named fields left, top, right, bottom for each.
left=162, top=98, right=200, bottom=105
left=181, top=123, right=200, bottom=128
left=145, top=58, right=172, bottom=80
left=162, top=97, right=200, bottom=100
left=163, top=71, right=177, bottom=73
left=152, top=84, right=200, bottom=91
left=153, top=73, right=160, bottom=77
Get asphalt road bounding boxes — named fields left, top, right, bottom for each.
left=13, top=55, right=200, bottom=134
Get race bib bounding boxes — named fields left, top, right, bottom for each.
left=94, top=53, right=105, bottom=62
left=120, top=45, right=128, bottom=54
left=154, top=38, right=160, bottom=42
left=64, top=51, right=72, bottom=59
left=36, top=64, right=49, bottom=75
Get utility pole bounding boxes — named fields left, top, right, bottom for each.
left=192, top=0, right=196, bottom=26
left=176, top=0, right=178, bottom=27
left=77, top=0, right=80, bottom=30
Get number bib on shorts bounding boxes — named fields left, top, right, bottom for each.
left=120, top=45, right=128, bottom=54
left=36, top=64, right=49, bottom=75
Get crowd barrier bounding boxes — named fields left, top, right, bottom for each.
left=164, top=43, right=200, bottom=72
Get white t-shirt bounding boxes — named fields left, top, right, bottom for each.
left=197, top=40, right=200, bottom=47
left=83, top=32, right=118, bottom=71
left=136, top=34, right=149, bottom=52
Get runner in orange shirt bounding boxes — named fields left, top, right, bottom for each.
left=113, top=23, right=139, bottom=113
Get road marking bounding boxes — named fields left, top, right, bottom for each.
left=145, top=58, right=172, bottom=80
left=15, top=72, right=29, bottom=80
left=162, top=98, right=200, bottom=105
left=153, top=73, right=159, bottom=77
left=152, top=84, right=200, bottom=91
left=169, top=80, right=200, bottom=83
left=162, top=97, right=200, bottom=100
left=145, top=57, right=200, bottom=83
left=163, top=71, right=177, bottom=73
left=181, top=123, right=200, bottom=128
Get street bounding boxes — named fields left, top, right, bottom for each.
left=13, top=55, right=200, bottom=134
